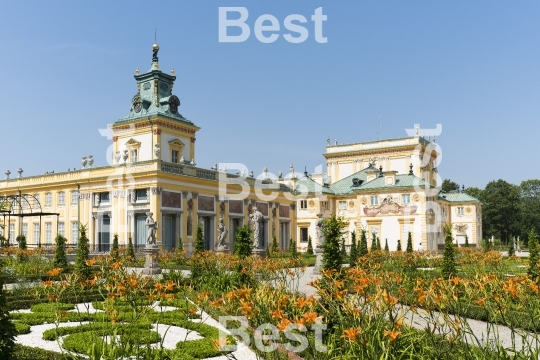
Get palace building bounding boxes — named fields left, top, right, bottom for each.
left=0, top=44, right=480, bottom=254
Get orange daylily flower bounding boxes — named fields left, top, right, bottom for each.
left=302, top=311, right=318, bottom=324
left=277, top=318, right=292, bottom=332
left=42, top=280, right=54, bottom=288
left=47, top=268, right=63, bottom=277
left=341, top=327, right=362, bottom=341
left=85, top=258, right=97, bottom=266
left=384, top=329, right=402, bottom=342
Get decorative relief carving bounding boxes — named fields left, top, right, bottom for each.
left=279, top=205, right=290, bottom=218
left=198, top=196, right=215, bottom=212
left=413, top=194, right=420, bottom=202
left=454, top=223, right=468, bottom=233
left=150, top=187, right=162, bottom=195
left=465, top=207, right=472, bottom=214
left=361, top=196, right=367, bottom=205
left=309, top=200, right=315, bottom=208
left=161, top=191, right=182, bottom=208
left=143, top=82, right=151, bottom=90
left=153, top=129, right=162, bottom=135
left=229, top=200, right=243, bottom=214
left=112, top=190, right=126, bottom=198
left=187, top=198, right=193, bottom=210
left=348, top=200, right=355, bottom=208
left=363, top=197, right=417, bottom=217
left=256, top=202, right=269, bottom=216
left=79, top=193, right=92, bottom=200
left=220, top=201, right=226, bottom=213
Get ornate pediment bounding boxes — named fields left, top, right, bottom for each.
left=454, top=223, right=468, bottom=234
left=168, top=139, right=185, bottom=148
left=363, top=197, right=418, bottom=217
left=125, top=138, right=141, bottom=147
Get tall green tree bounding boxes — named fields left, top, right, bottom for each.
left=441, top=223, right=456, bottom=279
left=234, top=225, right=252, bottom=259
left=271, top=235, right=279, bottom=255
left=406, top=232, right=413, bottom=253
left=16, top=234, right=27, bottom=262
left=53, top=234, right=68, bottom=269
left=358, top=229, right=368, bottom=257
left=370, top=233, right=377, bottom=250
left=482, top=180, right=521, bottom=243
left=322, top=214, right=346, bottom=272
left=75, top=224, right=91, bottom=279
left=519, top=180, right=540, bottom=242
left=396, top=239, right=402, bottom=251
left=508, top=237, right=515, bottom=257
left=289, top=239, right=299, bottom=259
left=528, top=229, right=539, bottom=281
left=177, top=237, right=184, bottom=252
left=384, top=238, right=389, bottom=252
left=376, top=236, right=381, bottom=251
left=195, top=226, right=205, bottom=254
left=349, top=231, right=358, bottom=267
left=441, top=179, right=460, bottom=192
left=127, top=237, right=135, bottom=259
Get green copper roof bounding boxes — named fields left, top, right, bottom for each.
left=294, top=174, right=334, bottom=195
left=438, top=191, right=480, bottom=203
left=355, top=174, right=432, bottom=191
left=328, top=166, right=377, bottom=195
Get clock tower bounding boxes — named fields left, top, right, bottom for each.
left=111, top=44, right=200, bottom=165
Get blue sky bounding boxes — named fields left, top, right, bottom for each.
left=0, top=1, right=538, bottom=189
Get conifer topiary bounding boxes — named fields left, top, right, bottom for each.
left=111, top=234, right=119, bottom=260
left=528, top=229, right=539, bottom=282
left=234, top=225, right=252, bottom=259
left=53, top=234, right=68, bottom=269
left=406, top=232, right=413, bottom=253
left=508, top=237, right=515, bottom=257
left=322, top=214, right=346, bottom=273
left=290, top=239, right=299, bottom=259
left=384, top=238, right=389, bottom=252
left=349, top=231, right=358, bottom=267
left=359, top=229, right=368, bottom=257
left=340, top=237, right=347, bottom=257
left=306, top=235, right=314, bottom=255
left=195, top=226, right=205, bottom=254
left=370, top=233, right=377, bottom=251
left=464, top=234, right=470, bottom=248
left=376, top=236, right=381, bottom=251
left=16, top=234, right=27, bottom=262
left=441, top=223, right=456, bottom=279
left=127, top=237, right=135, bottom=259
left=75, top=224, right=91, bottom=279
left=177, top=236, right=184, bottom=252
left=271, top=235, right=279, bottom=256
left=397, top=239, right=402, bottom=251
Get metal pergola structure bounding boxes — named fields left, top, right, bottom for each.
left=0, top=193, right=60, bottom=247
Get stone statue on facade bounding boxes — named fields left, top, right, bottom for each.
left=146, top=212, right=158, bottom=245
left=216, top=216, right=228, bottom=249
left=316, top=218, right=326, bottom=246
left=249, top=207, right=264, bottom=248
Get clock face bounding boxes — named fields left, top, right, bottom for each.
left=132, top=95, right=142, bottom=113
left=169, top=95, right=180, bottom=114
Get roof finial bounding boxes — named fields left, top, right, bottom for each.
left=379, top=166, right=383, bottom=177
left=409, top=163, right=413, bottom=175
left=304, top=166, right=308, bottom=177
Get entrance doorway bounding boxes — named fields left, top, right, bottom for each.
left=162, top=214, right=177, bottom=251
left=200, top=216, right=214, bottom=250
left=98, top=216, right=110, bottom=252
left=280, top=222, right=290, bottom=251
left=135, top=214, right=146, bottom=249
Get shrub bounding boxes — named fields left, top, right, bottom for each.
left=340, top=237, right=347, bottom=257
left=195, top=226, right=205, bottom=254
left=441, top=223, right=456, bottom=279
left=406, top=232, right=413, bottom=253
left=528, top=229, right=539, bottom=281
left=271, top=235, right=279, bottom=255
left=111, top=234, right=119, bottom=260
left=370, top=233, right=377, bottom=250
left=384, top=238, right=389, bottom=252
left=233, top=225, right=252, bottom=259
left=464, top=234, right=470, bottom=248
left=349, top=231, right=358, bottom=267
left=376, top=236, right=381, bottom=251
left=16, top=234, right=27, bottom=262
left=0, top=275, right=16, bottom=359
left=508, top=236, right=515, bottom=257
left=322, top=214, right=346, bottom=272
left=53, top=234, right=68, bottom=269
left=306, top=235, right=314, bottom=255
left=75, top=224, right=91, bottom=279
left=127, top=237, right=135, bottom=259
left=177, top=236, right=184, bottom=252
left=397, top=239, right=402, bottom=251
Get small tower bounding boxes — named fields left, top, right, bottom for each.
left=111, top=44, right=200, bottom=164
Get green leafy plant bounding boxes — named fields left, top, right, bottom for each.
left=16, top=234, right=27, bottom=262
left=397, top=239, right=402, bottom=251
left=53, top=234, right=68, bottom=269
left=370, top=232, right=377, bottom=250
left=127, top=237, right=135, bottom=260
left=233, top=225, right=252, bottom=259
left=0, top=274, right=16, bottom=359
left=289, top=239, right=298, bottom=259
left=271, top=235, right=279, bottom=256
left=177, top=236, right=184, bottom=252
left=358, top=229, right=368, bottom=257
left=464, top=234, right=470, bottom=248
left=384, top=238, right=389, bottom=252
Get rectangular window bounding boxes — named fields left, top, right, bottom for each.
left=321, top=201, right=328, bottom=210
left=135, top=189, right=148, bottom=202
left=171, top=150, right=179, bottom=163
left=34, top=194, right=40, bottom=207
left=72, top=222, right=79, bottom=244
left=131, top=149, right=138, bottom=162
left=402, top=194, right=410, bottom=204
left=457, top=207, right=464, bottom=215
left=370, top=196, right=379, bottom=206
left=45, top=193, right=52, bottom=206
left=22, top=223, right=28, bottom=237
left=338, top=201, right=347, bottom=210
left=71, top=191, right=79, bottom=204
left=300, top=228, right=309, bottom=243
left=300, top=200, right=308, bottom=209
left=58, top=222, right=65, bottom=236
left=100, top=192, right=110, bottom=204
left=46, top=223, right=52, bottom=245
left=9, top=224, right=15, bottom=243
left=58, top=192, right=65, bottom=205
left=22, top=195, right=29, bottom=208
left=33, top=224, right=40, bottom=244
